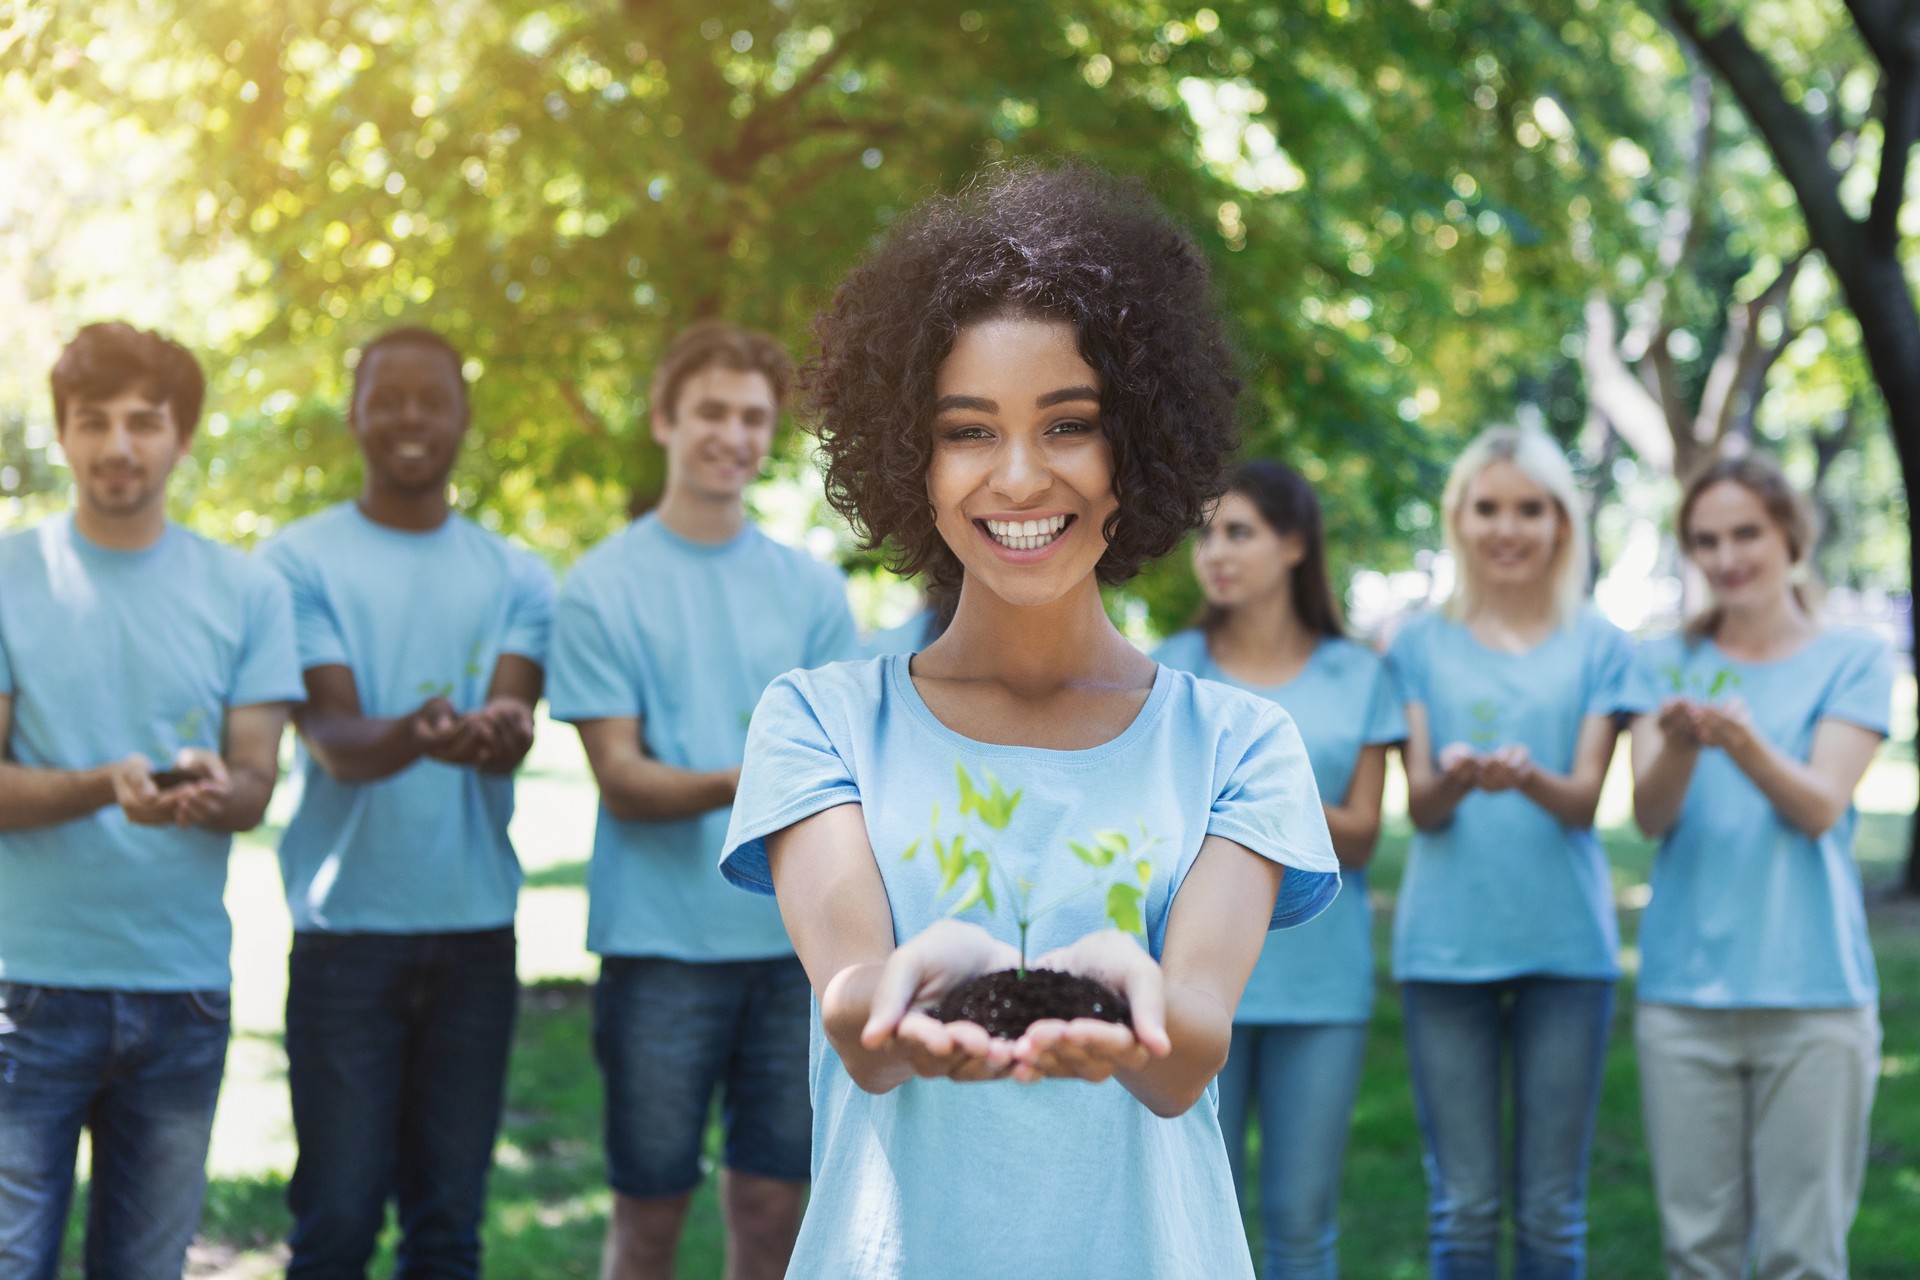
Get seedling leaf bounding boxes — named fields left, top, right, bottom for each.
left=1106, top=882, right=1146, bottom=937
left=901, top=840, right=921, bottom=863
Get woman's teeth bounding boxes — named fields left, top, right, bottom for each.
left=985, top=515, right=1069, bottom=551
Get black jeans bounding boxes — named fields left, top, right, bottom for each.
left=284, top=928, right=518, bottom=1280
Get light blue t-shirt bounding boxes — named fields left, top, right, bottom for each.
left=1628, top=629, right=1892, bottom=1008
left=548, top=515, right=858, bottom=961
left=0, top=515, right=303, bottom=989
left=720, top=656, right=1338, bottom=1279
left=259, top=504, right=555, bottom=933
left=1387, top=607, right=1644, bottom=983
left=1155, top=631, right=1405, bottom=1023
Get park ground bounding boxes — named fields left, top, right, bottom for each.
left=59, top=693, right=1920, bottom=1279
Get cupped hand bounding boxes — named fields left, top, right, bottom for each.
left=111, top=754, right=180, bottom=826
left=1692, top=696, right=1754, bottom=753
left=1656, top=697, right=1701, bottom=747
left=1476, top=743, right=1535, bottom=792
left=1012, top=929, right=1171, bottom=1084
left=164, top=748, right=232, bottom=828
left=413, top=697, right=495, bottom=766
left=471, top=699, right=536, bottom=772
left=858, top=919, right=1021, bottom=1081
left=1437, top=742, right=1481, bottom=790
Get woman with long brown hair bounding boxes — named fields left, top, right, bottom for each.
left=1629, top=452, right=1891, bottom=1279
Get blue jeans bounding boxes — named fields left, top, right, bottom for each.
left=1401, top=978, right=1614, bottom=1280
left=594, top=955, right=812, bottom=1197
left=0, top=982, right=230, bottom=1280
left=1215, top=1021, right=1369, bottom=1280
left=284, top=928, right=518, bottom=1280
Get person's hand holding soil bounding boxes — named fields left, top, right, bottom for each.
left=161, top=747, right=232, bottom=828
left=1690, top=696, right=1756, bottom=756
left=856, top=918, right=1022, bottom=1082
left=411, top=696, right=495, bottom=767
left=1476, top=743, right=1536, bottom=793
left=1437, top=741, right=1483, bottom=790
left=110, top=754, right=183, bottom=825
left=1657, top=697, right=1703, bottom=749
left=1010, top=929, right=1171, bottom=1084
left=469, top=698, right=536, bottom=773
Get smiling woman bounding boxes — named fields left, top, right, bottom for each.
left=717, top=165, right=1340, bottom=1280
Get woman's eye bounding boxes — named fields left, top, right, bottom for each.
left=1047, top=418, right=1093, bottom=435
left=942, top=424, right=990, bottom=441
left=1473, top=501, right=1497, bottom=517
left=1519, top=501, right=1546, bottom=518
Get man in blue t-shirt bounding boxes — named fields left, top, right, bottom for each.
left=549, top=323, right=857, bottom=1280
left=0, top=323, right=302, bottom=1278
left=260, top=327, right=554, bottom=1279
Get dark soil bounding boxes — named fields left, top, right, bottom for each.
left=151, top=766, right=210, bottom=790
left=929, top=968, right=1131, bottom=1040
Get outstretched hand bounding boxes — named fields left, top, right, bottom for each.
left=1011, top=929, right=1172, bottom=1084
left=856, top=919, right=1021, bottom=1082
left=470, top=698, right=537, bottom=772
left=1476, top=743, right=1535, bottom=792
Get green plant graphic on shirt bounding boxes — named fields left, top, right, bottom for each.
left=1467, top=698, right=1502, bottom=749
left=416, top=640, right=489, bottom=701
left=902, top=763, right=1158, bottom=977
left=1660, top=664, right=1743, bottom=701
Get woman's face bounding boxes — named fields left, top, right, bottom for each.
left=926, top=315, right=1117, bottom=608
left=1685, top=479, right=1796, bottom=612
left=1192, top=490, right=1303, bottom=613
left=1454, top=458, right=1566, bottom=592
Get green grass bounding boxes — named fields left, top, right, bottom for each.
left=53, top=720, right=1920, bottom=1278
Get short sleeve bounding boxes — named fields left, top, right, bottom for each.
left=1385, top=616, right=1429, bottom=710
left=0, top=624, right=14, bottom=697
left=258, top=539, right=350, bottom=671
left=1624, top=636, right=1676, bottom=716
left=1818, top=634, right=1895, bottom=738
left=500, top=551, right=556, bottom=665
left=806, top=569, right=861, bottom=667
left=1363, top=653, right=1409, bottom=746
left=1584, top=614, right=1647, bottom=720
left=720, top=673, right=862, bottom=894
left=230, top=569, right=306, bottom=707
left=546, top=577, right=643, bottom=723
left=1206, top=706, right=1341, bottom=930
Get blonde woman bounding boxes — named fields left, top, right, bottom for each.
left=1386, top=426, right=1641, bottom=1279
left=1630, top=453, right=1890, bottom=1279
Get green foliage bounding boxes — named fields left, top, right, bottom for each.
left=1467, top=696, right=1501, bottom=748
left=5, top=0, right=1670, bottom=591
left=1660, top=663, right=1741, bottom=699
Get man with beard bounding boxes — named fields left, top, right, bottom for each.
left=549, top=322, right=857, bottom=1280
left=260, top=327, right=554, bottom=1278
left=0, top=322, right=302, bottom=1277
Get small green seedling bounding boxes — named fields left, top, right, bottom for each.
left=1468, top=698, right=1501, bottom=749
left=464, top=639, right=486, bottom=679
left=150, top=706, right=214, bottom=770
left=416, top=679, right=456, bottom=700
left=1660, top=664, right=1742, bottom=700
left=904, top=763, right=1158, bottom=977
left=416, top=640, right=488, bottom=702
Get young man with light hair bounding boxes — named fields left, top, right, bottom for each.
left=549, top=322, right=858, bottom=1280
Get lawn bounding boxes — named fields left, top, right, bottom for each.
left=58, top=714, right=1920, bottom=1278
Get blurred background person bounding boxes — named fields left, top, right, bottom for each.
left=1156, top=459, right=1403, bottom=1280
left=1629, top=452, right=1891, bottom=1280
left=1386, top=426, right=1643, bottom=1280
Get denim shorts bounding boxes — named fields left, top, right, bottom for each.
left=593, top=954, right=812, bottom=1197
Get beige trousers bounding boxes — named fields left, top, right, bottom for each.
left=1635, top=1002, right=1880, bottom=1280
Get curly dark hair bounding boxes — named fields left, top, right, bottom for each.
left=51, top=322, right=205, bottom=433
left=804, top=164, right=1241, bottom=590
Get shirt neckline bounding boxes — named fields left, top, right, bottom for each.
left=1199, top=632, right=1330, bottom=696
left=888, top=652, right=1173, bottom=763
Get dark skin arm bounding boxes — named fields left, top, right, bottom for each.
left=293, top=655, right=542, bottom=784
left=574, top=716, right=739, bottom=822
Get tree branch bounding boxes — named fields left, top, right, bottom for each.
left=1697, top=248, right=1810, bottom=443
left=557, top=381, right=610, bottom=438
left=1668, top=0, right=1863, bottom=283
left=1867, top=56, right=1920, bottom=252
left=1582, top=294, right=1675, bottom=470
